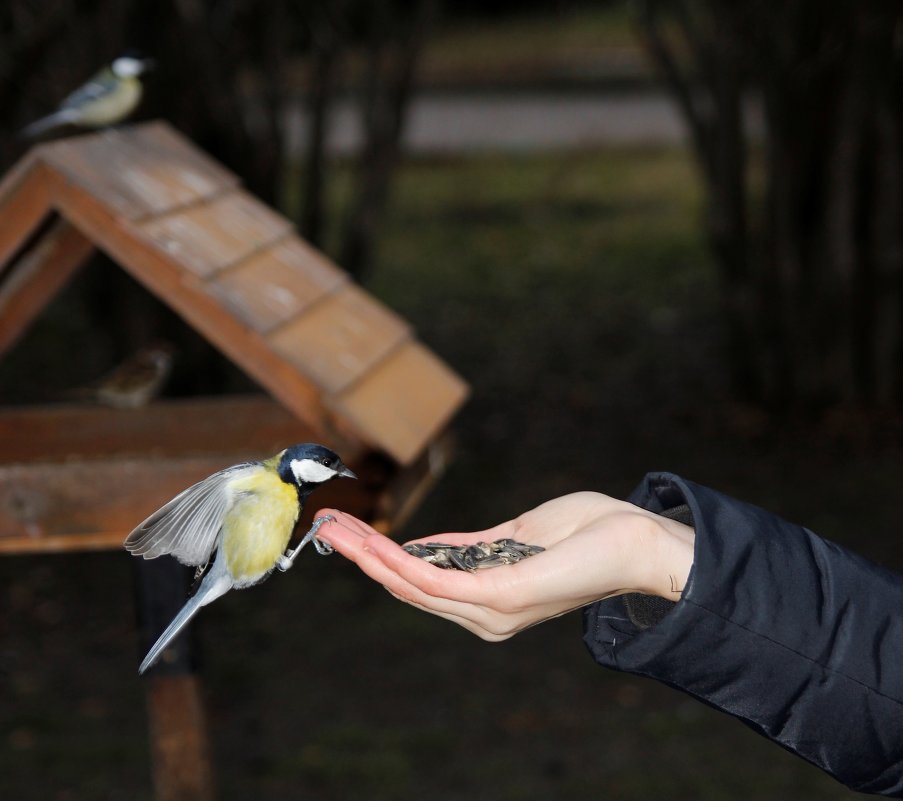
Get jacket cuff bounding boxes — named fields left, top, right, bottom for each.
left=582, top=472, right=903, bottom=796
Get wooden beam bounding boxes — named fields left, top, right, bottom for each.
left=0, top=218, right=95, bottom=357
left=0, top=157, right=53, bottom=275
left=0, top=395, right=333, bottom=463
left=0, top=456, right=248, bottom=551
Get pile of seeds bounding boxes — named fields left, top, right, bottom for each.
left=403, top=538, right=545, bottom=572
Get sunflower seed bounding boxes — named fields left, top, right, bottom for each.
left=402, top=539, right=545, bottom=572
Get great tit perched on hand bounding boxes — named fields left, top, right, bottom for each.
left=21, top=53, right=153, bottom=139
left=125, top=443, right=356, bottom=674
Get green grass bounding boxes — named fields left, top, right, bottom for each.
left=374, top=147, right=708, bottom=306
left=321, top=145, right=712, bottom=335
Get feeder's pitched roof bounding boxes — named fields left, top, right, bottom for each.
left=0, top=122, right=468, bottom=465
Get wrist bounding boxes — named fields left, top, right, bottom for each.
left=631, top=511, right=695, bottom=600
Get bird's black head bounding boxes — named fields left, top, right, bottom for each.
left=276, top=443, right=356, bottom=498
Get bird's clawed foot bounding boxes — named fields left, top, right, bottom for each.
left=306, top=514, right=336, bottom=555
left=277, top=515, right=336, bottom=571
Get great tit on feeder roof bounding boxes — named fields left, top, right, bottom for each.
left=21, top=54, right=154, bottom=139
left=125, top=443, right=356, bottom=674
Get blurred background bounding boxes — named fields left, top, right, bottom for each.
left=1, top=1, right=901, bottom=799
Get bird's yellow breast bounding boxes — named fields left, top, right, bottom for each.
left=221, top=467, right=299, bottom=583
left=80, top=78, right=143, bottom=126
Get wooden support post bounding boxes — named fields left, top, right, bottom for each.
left=145, top=674, right=216, bottom=801
left=133, top=558, right=216, bottom=801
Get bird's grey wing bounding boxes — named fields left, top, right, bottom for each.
left=61, top=69, right=117, bottom=110
left=124, top=463, right=257, bottom=565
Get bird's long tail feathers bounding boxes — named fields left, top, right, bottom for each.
left=138, top=574, right=230, bottom=675
left=19, top=110, right=78, bottom=139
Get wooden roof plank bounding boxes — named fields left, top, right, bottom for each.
left=208, top=239, right=349, bottom=334
left=126, top=122, right=240, bottom=188
left=138, top=190, right=294, bottom=278
left=41, top=136, right=166, bottom=221
left=0, top=218, right=95, bottom=357
left=39, top=123, right=238, bottom=221
left=329, top=341, right=470, bottom=465
left=267, top=282, right=412, bottom=396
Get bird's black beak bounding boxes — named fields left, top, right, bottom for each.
left=338, top=465, right=357, bottom=480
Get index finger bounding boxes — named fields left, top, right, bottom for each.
left=317, top=510, right=508, bottom=605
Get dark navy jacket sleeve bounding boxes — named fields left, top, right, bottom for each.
left=582, top=472, right=903, bottom=797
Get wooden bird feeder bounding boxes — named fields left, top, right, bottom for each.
left=0, top=122, right=468, bottom=800
left=0, top=121, right=468, bottom=548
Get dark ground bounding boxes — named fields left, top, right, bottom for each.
left=2, top=145, right=902, bottom=801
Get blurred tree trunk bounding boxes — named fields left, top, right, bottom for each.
left=637, top=0, right=903, bottom=411
left=137, top=0, right=289, bottom=207
left=340, top=0, right=435, bottom=280
left=299, top=25, right=341, bottom=250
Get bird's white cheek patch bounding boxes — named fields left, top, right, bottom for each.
left=290, top=458, right=336, bottom=484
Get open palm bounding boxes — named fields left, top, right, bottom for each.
left=317, top=492, right=693, bottom=640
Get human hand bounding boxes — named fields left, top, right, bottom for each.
left=315, top=492, right=694, bottom=641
